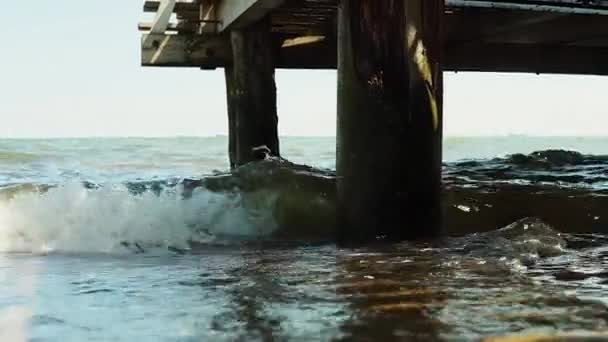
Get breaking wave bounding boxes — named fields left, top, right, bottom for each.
left=1, top=149, right=608, bottom=254
left=0, top=183, right=279, bottom=254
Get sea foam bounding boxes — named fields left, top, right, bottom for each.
left=0, top=183, right=278, bottom=254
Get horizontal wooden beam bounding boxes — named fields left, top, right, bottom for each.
left=206, top=0, right=286, bottom=32
left=141, top=33, right=229, bottom=68
left=144, top=1, right=198, bottom=13
left=278, top=36, right=336, bottom=69
left=144, top=0, right=287, bottom=33
left=143, top=0, right=608, bottom=15
left=139, top=22, right=180, bottom=32
left=141, top=34, right=608, bottom=75
left=446, top=43, right=608, bottom=75
left=140, top=34, right=338, bottom=69
left=446, top=0, right=608, bottom=15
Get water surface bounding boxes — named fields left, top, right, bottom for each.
left=1, top=136, right=608, bottom=341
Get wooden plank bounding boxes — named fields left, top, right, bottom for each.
left=140, top=33, right=608, bottom=75
left=148, top=0, right=176, bottom=34
left=143, top=0, right=608, bottom=14
left=445, top=43, right=608, bottom=75
left=143, top=0, right=177, bottom=48
left=198, top=0, right=217, bottom=33
left=138, top=22, right=180, bottom=32
left=447, top=12, right=565, bottom=45
left=446, top=0, right=608, bottom=14
left=200, top=0, right=286, bottom=32
left=144, top=1, right=198, bottom=13
left=278, top=36, right=335, bottom=68
left=141, top=34, right=230, bottom=68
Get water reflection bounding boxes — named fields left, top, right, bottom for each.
left=0, top=255, right=44, bottom=342
left=191, top=233, right=608, bottom=340
left=206, top=245, right=348, bottom=340
left=1, top=233, right=608, bottom=340
left=334, top=245, right=448, bottom=341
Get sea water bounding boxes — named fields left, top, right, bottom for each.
left=1, top=136, right=608, bottom=341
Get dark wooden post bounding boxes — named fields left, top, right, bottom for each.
left=225, top=17, right=280, bottom=168
left=337, top=0, right=444, bottom=241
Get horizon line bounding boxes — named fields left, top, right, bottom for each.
left=2, top=134, right=608, bottom=140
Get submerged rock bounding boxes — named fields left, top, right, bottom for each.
left=506, top=150, right=585, bottom=168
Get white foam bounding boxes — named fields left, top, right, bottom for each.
left=0, top=183, right=279, bottom=254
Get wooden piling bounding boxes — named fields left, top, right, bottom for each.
left=224, top=17, right=280, bottom=168
left=337, top=0, right=444, bottom=241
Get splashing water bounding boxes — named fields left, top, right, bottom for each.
left=0, top=183, right=279, bottom=254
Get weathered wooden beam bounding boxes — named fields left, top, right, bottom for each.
left=446, top=43, right=608, bottom=75
left=144, top=0, right=199, bottom=13
left=198, top=0, right=218, bottom=33
left=515, top=15, right=608, bottom=45
left=139, top=22, right=177, bottom=32
left=140, top=33, right=608, bottom=75
left=141, top=33, right=229, bottom=67
left=336, top=0, right=444, bottom=242
left=143, top=0, right=177, bottom=48
left=446, top=0, right=608, bottom=15
left=139, top=35, right=608, bottom=75
left=199, top=0, right=286, bottom=33
left=139, top=22, right=197, bottom=33
left=224, top=18, right=280, bottom=167
left=278, top=36, right=336, bottom=69
left=279, top=41, right=608, bottom=75
left=446, top=12, right=566, bottom=46
left=143, top=0, right=608, bottom=16
left=447, top=12, right=608, bottom=46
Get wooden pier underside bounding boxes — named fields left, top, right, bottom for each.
left=140, top=0, right=608, bottom=75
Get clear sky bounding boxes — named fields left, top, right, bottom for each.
left=1, top=1, right=606, bottom=138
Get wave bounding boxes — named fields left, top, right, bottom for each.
left=1, top=151, right=607, bottom=254
left=0, top=159, right=338, bottom=254
left=445, top=149, right=608, bottom=191
left=0, top=182, right=279, bottom=254
left=452, top=217, right=567, bottom=267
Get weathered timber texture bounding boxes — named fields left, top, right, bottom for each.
left=225, top=18, right=280, bottom=168
left=142, top=0, right=608, bottom=75
left=337, top=0, right=444, bottom=241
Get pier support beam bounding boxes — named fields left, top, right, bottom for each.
left=225, top=18, right=280, bottom=168
left=337, top=0, right=444, bottom=241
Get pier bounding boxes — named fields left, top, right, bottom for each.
left=139, top=0, right=608, bottom=241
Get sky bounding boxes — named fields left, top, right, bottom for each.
left=0, top=1, right=606, bottom=138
